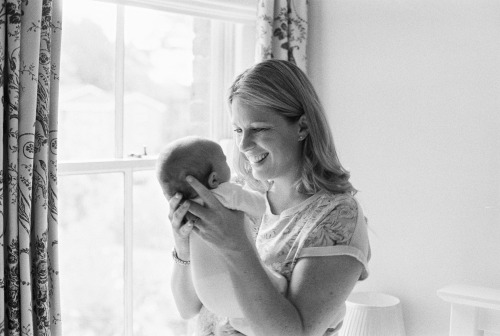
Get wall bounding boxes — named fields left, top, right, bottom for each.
left=307, top=1, right=500, bottom=335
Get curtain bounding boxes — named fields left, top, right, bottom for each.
left=256, top=0, right=308, bottom=72
left=0, top=0, right=62, bottom=335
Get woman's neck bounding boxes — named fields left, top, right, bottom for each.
left=267, top=181, right=310, bottom=215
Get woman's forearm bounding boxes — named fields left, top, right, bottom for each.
left=224, top=245, right=306, bottom=336
left=171, top=246, right=202, bottom=319
left=227, top=249, right=360, bottom=336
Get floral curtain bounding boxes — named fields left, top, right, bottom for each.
left=0, top=0, right=62, bottom=335
left=256, top=0, right=308, bottom=72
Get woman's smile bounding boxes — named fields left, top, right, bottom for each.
left=231, top=98, right=303, bottom=184
left=246, top=153, right=269, bottom=164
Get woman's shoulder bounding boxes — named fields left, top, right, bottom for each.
left=318, top=190, right=356, bottom=202
left=298, top=191, right=371, bottom=280
left=287, top=191, right=358, bottom=231
left=300, top=192, right=362, bottom=247
left=309, top=191, right=358, bottom=215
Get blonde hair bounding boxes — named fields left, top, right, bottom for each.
left=228, top=59, right=356, bottom=195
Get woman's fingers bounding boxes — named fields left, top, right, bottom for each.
left=184, top=176, right=221, bottom=225
left=168, top=193, right=183, bottom=222
left=171, top=199, right=190, bottom=230
left=166, top=190, right=204, bottom=238
left=173, top=202, right=195, bottom=239
left=185, top=201, right=210, bottom=226
left=179, top=220, right=194, bottom=237
left=186, top=176, right=219, bottom=208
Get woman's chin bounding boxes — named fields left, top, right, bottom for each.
left=251, top=169, right=269, bottom=181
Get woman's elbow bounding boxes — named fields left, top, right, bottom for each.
left=179, top=311, right=197, bottom=320
left=174, top=299, right=202, bottom=320
left=177, top=305, right=201, bottom=320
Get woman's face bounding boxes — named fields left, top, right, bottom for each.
left=231, top=98, right=303, bottom=185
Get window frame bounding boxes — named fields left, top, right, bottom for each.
left=58, top=1, right=256, bottom=335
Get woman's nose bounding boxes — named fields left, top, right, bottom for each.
left=238, top=131, right=253, bottom=151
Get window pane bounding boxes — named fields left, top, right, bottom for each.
left=59, top=0, right=116, bottom=160
left=123, top=7, right=212, bottom=157
left=59, top=174, right=124, bottom=336
left=132, top=171, right=191, bottom=335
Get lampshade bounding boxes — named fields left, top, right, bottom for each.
left=339, top=292, right=406, bottom=336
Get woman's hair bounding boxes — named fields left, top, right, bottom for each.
left=228, top=59, right=356, bottom=195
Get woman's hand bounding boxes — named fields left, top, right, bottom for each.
left=168, top=193, right=195, bottom=258
left=185, top=176, right=251, bottom=254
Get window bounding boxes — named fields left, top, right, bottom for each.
left=58, top=1, right=256, bottom=335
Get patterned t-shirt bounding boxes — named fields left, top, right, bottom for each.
left=195, top=190, right=371, bottom=336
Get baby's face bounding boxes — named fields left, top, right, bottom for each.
left=212, top=152, right=231, bottom=184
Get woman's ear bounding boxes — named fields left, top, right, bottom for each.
left=207, top=171, right=220, bottom=189
left=298, top=115, right=309, bottom=141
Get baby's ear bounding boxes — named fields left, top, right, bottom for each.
left=207, top=172, right=220, bottom=189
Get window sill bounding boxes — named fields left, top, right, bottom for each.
left=58, top=156, right=158, bottom=175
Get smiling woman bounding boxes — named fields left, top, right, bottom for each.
left=231, top=99, right=305, bottom=186
left=168, top=59, right=370, bottom=336
left=230, top=60, right=355, bottom=197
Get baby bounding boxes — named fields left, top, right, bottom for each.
left=156, top=136, right=287, bottom=318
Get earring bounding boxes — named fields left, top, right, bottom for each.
left=298, top=135, right=306, bottom=141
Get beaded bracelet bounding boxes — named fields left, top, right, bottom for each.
left=172, top=248, right=191, bottom=266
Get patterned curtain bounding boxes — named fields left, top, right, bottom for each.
left=255, top=0, right=308, bottom=72
left=0, top=0, right=62, bottom=335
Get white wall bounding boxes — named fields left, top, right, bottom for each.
left=307, top=1, right=500, bottom=335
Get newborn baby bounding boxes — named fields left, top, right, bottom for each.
left=156, top=136, right=287, bottom=318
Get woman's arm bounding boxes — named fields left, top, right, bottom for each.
left=286, top=256, right=362, bottom=334
left=226, top=246, right=362, bottom=336
left=171, top=257, right=202, bottom=319
left=186, top=176, right=363, bottom=336
left=168, top=194, right=203, bottom=319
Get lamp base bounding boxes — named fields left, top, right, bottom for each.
left=339, top=292, right=406, bottom=336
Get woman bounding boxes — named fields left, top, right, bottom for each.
left=168, top=59, right=371, bottom=336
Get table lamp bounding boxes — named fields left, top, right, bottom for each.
left=339, top=292, right=406, bottom=336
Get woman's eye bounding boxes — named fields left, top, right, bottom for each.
left=233, top=127, right=267, bottom=134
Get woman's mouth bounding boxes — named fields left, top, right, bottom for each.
left=247, top=153, right=268, bottom=164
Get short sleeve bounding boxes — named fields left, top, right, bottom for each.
left=298, top=197, right=371, bottom=280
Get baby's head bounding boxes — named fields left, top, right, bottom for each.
left=156, top=136, right=231, bottom=199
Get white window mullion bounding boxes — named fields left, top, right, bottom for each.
left=222, top=22, right=236, bottom=140
left=115, top=5, right=132, bottom=335
left=115, top=4, right=125, bottom=159
left=124, top=168, right=134, bottom=336
left=210, top=21, right=234, bottom=140
left=209, top=20, right=223, bottom=140
left=234, top=23, right=256, bottom=77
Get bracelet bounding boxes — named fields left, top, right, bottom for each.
left=172, top=248, right=190, bottom=266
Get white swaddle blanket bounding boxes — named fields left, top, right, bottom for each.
left=189, top=182, right=287, bottom=318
